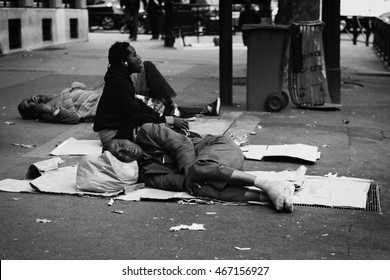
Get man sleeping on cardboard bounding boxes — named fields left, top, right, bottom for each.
left=78, top=123, right=299, bottom=213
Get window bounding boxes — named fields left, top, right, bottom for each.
left=70, top=18, right=78, bottom=38
left=42, top=18, right=52, bottom=41
left=8, top=19, right=22, bottom=49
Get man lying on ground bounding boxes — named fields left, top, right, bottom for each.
left=17, top=60, right=220, bottom=124
left=103, top=123, right=296, bottom=213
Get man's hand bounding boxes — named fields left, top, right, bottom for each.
left=173, top=117, right=189, bottom=131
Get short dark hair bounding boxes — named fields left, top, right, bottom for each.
left=102, top=140, right=112, bottom=153
left=18, top=101, right=35, bottom=120
left=108, top=41, right=131, bottom=64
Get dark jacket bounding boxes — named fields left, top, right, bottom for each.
left=135, top=123, right=196, bottom=191
left=93, top=63, right=166, bottom=139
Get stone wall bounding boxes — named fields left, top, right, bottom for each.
left=0, top=1, right=88, bottom=54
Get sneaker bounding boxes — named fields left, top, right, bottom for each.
left=172, top=104, right=181, bottom=117
left=206, top=97, right=220, bottom=116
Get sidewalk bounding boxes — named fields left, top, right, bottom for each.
left=0, top=32, right=389, bottom=260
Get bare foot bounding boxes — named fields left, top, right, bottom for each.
left=255, top=179, right=295, bottom=213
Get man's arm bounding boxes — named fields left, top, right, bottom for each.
left=136, top=123, right=196, bottom=171
left=38, top=105, right=80, bottom=124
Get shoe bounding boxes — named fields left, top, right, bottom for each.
left=205, top=97, right=220, bottom=116
left=151, top=35, right=159, bottom=40
left=173, top=105, right=180, bottom=117
left=130, top=37, right=137, bottom=42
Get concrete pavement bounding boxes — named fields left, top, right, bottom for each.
left=0, top=32, right=389, bottom=260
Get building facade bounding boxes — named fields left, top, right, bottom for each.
left=0, top=0, right=88, bottom=55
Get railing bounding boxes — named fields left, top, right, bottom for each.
left=372, top=17, right=390, bottom=67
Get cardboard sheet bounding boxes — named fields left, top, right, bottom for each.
left=243, top=144, right=321, bottom=163
left=50, top=137, right=102, bottom=156
left=25, top=157, right=64, bottom=180
left=189, top=118, right=235, bottom=136
left=116, top=188, right=195, bottom=201
left=0, top=161, right=372, bottom=209
left=294, top=176, right=371, bottom=208
left=0, top=178, right=37, bottom=193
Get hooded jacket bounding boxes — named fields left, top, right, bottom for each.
left=93, top=63, right=166, bottom=139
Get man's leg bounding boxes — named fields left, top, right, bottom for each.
left=148, top=8, right=159, bottom=39
left=186, top=135, right=295, bottom=212
left=229, top=170, right=295, bottom=213
left=143, top=61, right=176, bottom=99
left=129, top=9, right=139, bottom=40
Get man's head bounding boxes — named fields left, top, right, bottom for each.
left=102, top=139, right=143, bottom=163
left=108, top=42, right=142, bottom=73
left=18, top=95, right=46, bottom=119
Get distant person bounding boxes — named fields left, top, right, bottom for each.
left=93, top=41, right=220, bottom=144
left=18, top=62, right=219, bottom=125
left=239, top=0, right=261, bottom=46
left=145, top=0, right=163, bottom=39
left=121, top=0, right=146, bottom=41
left=103, top=123, right=296, bottom=213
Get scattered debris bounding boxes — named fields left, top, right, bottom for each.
left=179, top=198, right=215, bottom=205
left=234, top=247, right=251, bottom=251
left=4, top=122, right=15, bottom=125
left=11, top=197, right=21, bottom=201
left=169, top=223, right=205, bottom=232
left=343, top=120, right=350, bottom=124
left=1, top=106, right=7, bottom=109
left=206, top=212, right=217, bottom=215
left=257, top=125, right=262, bottom=129
left=111, top=209, right=124, bottom=214
left=250, top=131, right=256, bottom=135
left=325, top=173, right=338, bottom=178
left=107, top=198, right=115, bottom=206
left=12, top=143, right=37, bottom=149
left=36, top=218, right=51, bottom=223
left=321, top=144, right=330, bottom=148
left=230, top=133, right=249, bottom=151
left=321, top=234, right=329, bottom=237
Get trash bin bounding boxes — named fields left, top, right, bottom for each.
left=243, top=24, right=290, bottom=112
left=288, top=21, right=331, bottom=107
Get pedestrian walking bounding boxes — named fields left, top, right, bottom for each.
left=146, top=0, right=163, bottom=39
left=121, top=0, right=146, bottom=41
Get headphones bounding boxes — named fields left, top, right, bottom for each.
left=122, top=61, right=128, bottom=67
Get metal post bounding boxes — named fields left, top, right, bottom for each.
left=322, top=0, right=341, bottom=104
left=219, top=0, right=233, bottom=106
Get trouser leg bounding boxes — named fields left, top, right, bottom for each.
left=143, top=61, right=177, bottom=99
left=185, top=136, right=245, bottom=200
left=148, top=8, right=159, bottom=38
left=129, top=10, right=139, bottom=39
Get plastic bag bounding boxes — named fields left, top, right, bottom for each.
left=76, top=151, right=138, bottom=193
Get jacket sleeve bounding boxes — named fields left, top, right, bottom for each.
left=136, top=123, right=196, bottom=172
left=114, top=77, right=166, bottom=126
left=39, top=108, right=80, bottom=124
